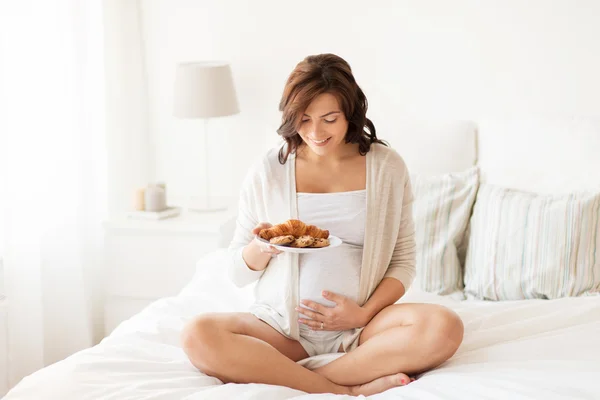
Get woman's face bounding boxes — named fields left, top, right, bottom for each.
left=297, top=93, right=349, bottom=158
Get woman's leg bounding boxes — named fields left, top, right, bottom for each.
left=313, top=303, right=464, bottom=386
left=181, top=312, right=408, bottom=395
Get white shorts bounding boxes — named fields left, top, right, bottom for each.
left=249, top=310, right=362, bottom=358
left=298, top=331, right=347, bottom=357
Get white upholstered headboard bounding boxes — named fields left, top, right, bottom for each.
left=477, top=116, right=600, bottom=194
left=387, top=116, right=600, bottom=195
left=381, top=119, right=478, bottom=175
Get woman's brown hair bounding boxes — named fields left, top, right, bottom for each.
left=277, top=53, right=387, bottom=164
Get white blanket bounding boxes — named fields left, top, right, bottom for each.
left=5, top=250, right=600, bottom=399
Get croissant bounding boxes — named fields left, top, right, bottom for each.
left=305, top=224, right=329, bottom=239
left=257, top=219, right=299, bottom=239
left=258, top=219, right=329, bottom=240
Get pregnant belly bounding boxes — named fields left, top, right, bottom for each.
left=297, top=248, right=362, bottom=311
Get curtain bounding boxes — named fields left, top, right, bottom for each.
left=0, top=0, right=107, bottom=387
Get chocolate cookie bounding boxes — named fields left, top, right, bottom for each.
left=269, top=235, right=295, bottom=245
left=309, top=238, right=330, bottom=248
left=289, top=235, right=315, bottom=248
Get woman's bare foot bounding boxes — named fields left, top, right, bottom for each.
left=349, top=372, right=411, bottom=396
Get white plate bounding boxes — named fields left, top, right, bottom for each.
left=255, top=235, right=343, bottom=253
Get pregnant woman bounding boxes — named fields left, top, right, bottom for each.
left=181, top=53, right=464, bottom=396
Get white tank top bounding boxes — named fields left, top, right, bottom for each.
left=297, top=189, right=366, bottom=339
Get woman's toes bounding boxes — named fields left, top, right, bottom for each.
left=350, top=372, right=411, bottom=396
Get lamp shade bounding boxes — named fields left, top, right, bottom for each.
left=173, top=62, right=239, bottom=119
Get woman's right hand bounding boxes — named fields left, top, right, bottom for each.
left=251, top=222, right=283, bottom=258
left=242, top=222, right=283, bottom=272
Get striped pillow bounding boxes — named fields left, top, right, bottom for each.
left=411, top=167, right=479, bottom=295
left=464, top=185, right=600, bottom=300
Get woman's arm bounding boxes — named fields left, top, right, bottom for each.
left=226, top=170, right=279, bottom=287
left=359, top=278, right=405, bottom=323
left=382, top=172, right=416, bottom=288
left=242, top=223, right=281, bottom=271
left=362, top=173, right=416, bottom=322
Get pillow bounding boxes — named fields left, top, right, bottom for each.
left=464, top=184, right=600, bottom=300
left=411, top=167, right=479, bottom=296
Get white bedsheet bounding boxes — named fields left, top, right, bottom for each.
left=5, top=249, right=600, bottom=400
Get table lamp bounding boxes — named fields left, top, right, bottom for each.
left=173, top=61, right=239, bottom=212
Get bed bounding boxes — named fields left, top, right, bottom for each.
left=5, top=117, right=600, bottom=399
left=5, top=249, right=600, bottom=399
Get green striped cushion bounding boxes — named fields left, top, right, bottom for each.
left=464, top=185, right=600, bottom=300
left=412, top=167, right=479, bottom=295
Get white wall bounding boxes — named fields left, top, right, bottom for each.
left=139, top=0, right=600, bottom=203
left=104, top=0, right=154, bottom=214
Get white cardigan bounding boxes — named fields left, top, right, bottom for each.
left=227, top=143, right=416, bottom=347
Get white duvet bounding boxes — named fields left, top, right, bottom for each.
left=5, top=250, right=600, bottom=400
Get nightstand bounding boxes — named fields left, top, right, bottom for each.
left=103, top=209, right=237, bottom=335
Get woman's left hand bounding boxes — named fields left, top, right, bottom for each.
left=296, top=291, right=370, bottom=331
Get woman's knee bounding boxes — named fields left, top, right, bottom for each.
left=419, top=306, right=464, bottom=355
left=181, top=314, right=226, bottom=369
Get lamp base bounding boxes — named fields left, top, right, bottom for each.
left=186, top=195, right=229, bottom=213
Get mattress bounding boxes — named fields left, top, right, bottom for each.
left=5, top=249, right=600, bottom=399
